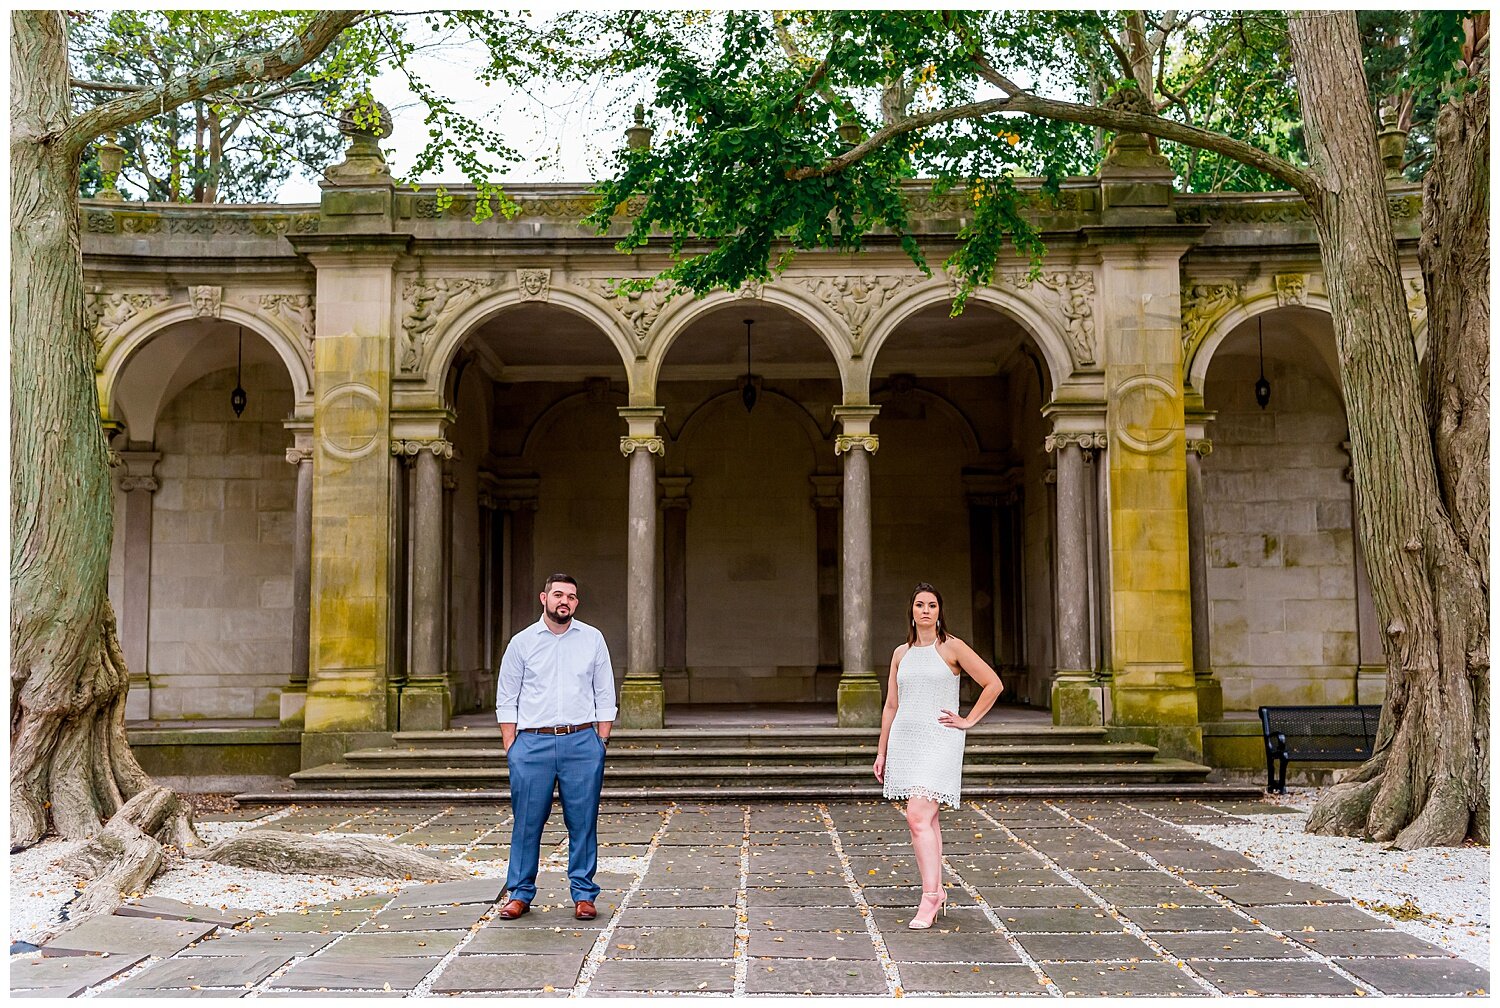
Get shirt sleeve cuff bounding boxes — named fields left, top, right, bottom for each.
left=497, top=706, right=519, bottom=722
left=596, top=705, right=618, bottom=721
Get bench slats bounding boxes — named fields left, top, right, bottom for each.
left=1258, top=704, right=1382, bottom=793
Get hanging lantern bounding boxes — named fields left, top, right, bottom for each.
left=231, top=325, right=247, bottom=417
left=1254, top=318, right=1271, bottom=410
left=740, top=318, right=758, bottom=412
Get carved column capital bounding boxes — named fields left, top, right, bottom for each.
left=117, top=450, right=162, bottom=490
left=620, top=436, right=665, bottom=457
left=391, top=438, right=454, bottom=459
left=834, top=435, right=879, bottom=455
left=1186, top=438, right=1213, bottom=457
left=1044, top=431, right=1107, bottom=453
left=118, top=475, right=160, bottom=493
left=285, top=447, right=314, bottom=465
left=659, top=475, right=692, bottom=510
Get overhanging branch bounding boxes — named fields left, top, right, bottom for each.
left=61, top=10, right=365, bottom=159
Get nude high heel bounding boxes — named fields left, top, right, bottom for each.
left=908, top=891, right=947, bottom=929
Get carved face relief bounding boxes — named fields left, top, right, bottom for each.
left=191, top=285, right=222, bottom=318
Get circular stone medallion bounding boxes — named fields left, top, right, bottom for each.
left=1114, top=375, right=1181, bottom=454
left=318, top=382, right=382, bottom=460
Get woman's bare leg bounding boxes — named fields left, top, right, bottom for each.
left=905, top=796, right=945, bottom=924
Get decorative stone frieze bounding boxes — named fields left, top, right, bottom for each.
left=391, top=439, right=455, bottom=459
left=798, top=275, right=919, bottom=355
left=82, top=207, right=319, bottom=236
left=399, top=278, right=496, bottom=373
left=1274, top=273, right=1307, bottom=307
left=259, top=294, right=315, bottom=356
left=517, top=268, right=551, bottom=301
left=190, top=285, right=222, bottom=318
left=1044, top=432, right=1107, bottom=453
left=1176, top=197, right=1312, bottom=225
left=833, top=434, right=879, bottom=455
left=619, top=436, right=665, bottom=456
left=578, top=278, right=673, bottom=348
left=1180, top=281, right=1240, bottom=356
left=84, top=287, right=170, bottom=355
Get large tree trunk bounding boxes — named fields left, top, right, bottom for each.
left=1288, top=12, right=1488, bottom=848
left=9, top=11, right=170, bottom=852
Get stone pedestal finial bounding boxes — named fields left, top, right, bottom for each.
left=96, top=135, right=126, bottom=202
left=1097, top=88, right=1176, bottom=223
left=1377, top=111, right=1409, bottom=181
left=626, top=103, right=653, bottom=151
left=325, top=98, right=395, bottom=185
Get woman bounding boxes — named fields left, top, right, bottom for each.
left=874, top=582, right=1004, bottom=929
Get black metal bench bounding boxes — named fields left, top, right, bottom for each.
left=1258, top=704, right=1382, bottom=793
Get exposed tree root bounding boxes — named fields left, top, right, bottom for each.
left=52, top=786, right=198, bottom=923
left=201, top=828, right=469, bottom=881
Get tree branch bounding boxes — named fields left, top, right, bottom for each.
left=70, top=78, right=149, bottom=94
left=60, top=10, right=365, bottom=159
left=784, top=90, right=1319, bottom=199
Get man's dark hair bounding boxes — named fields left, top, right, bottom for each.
left=542, top=572, right=579, bottom=594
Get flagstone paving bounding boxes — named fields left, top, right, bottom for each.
left=9, top=798, right=1487, bottom=997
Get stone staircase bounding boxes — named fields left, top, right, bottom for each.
left=240, top=724, right=1262, bottom=802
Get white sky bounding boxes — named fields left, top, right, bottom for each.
left=276, top=17, right=646, bottom=200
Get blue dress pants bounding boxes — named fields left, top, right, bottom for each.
left=504, top=728, right=606, bottom=903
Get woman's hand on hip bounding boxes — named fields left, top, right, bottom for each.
left=938, top=709, right=971, bottom=730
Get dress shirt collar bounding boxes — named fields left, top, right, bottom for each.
left=534, top=617, right=580, bottom=637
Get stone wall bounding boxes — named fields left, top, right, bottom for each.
left=112, top=363, right=296, bottom=720
left=1202, top=350, right=1360, bottom=711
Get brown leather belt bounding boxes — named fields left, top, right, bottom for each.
left=520, top=723, right=595, bottom=735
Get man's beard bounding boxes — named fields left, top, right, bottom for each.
left=545, top=604, right=573, bottom=625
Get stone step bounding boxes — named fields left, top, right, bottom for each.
left=240, top=779, right=1265, bottom=803
left=288, top=758, right=1213, bottom=791
left=339, top=742, right=1162, bottom=768
left=390, top=725, right=1109, bottom=748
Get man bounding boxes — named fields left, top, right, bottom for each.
left=496, top=573, right=616, bottom=921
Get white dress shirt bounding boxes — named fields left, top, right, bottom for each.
left=495, top=617, right=618, bottom=727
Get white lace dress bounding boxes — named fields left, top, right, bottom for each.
left=882, top=641, right=965, bottom=809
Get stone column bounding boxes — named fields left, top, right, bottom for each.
left=1046, top=432, right=1106, bottom=725
left=399, top=439, right=454, bottom=730
left=441, top=466, right=457, bottom=694
left=619, top=407, right=666, bottom=728
left=659, top=476, right=691, bottom=692
left=117, top=451, right=161, bottom=721
left=281, top=443, right=314, bottom=727
left=1098, top=237, right=1201, bottom=761
left=832, top=405, right=881, bottom=727
left=810, top=474, right=843, bottom=701
left=293, top=236, right=403, bottom=757
left=1185, top=434, right=1222, bottom=720
left=386, top=450, right=410, bottom=727
left=494, top=477, right=540, bottom=641
left=1344, top=441, right=1386, bottom=704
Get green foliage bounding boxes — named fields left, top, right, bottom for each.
left=69, top=11, right=346, bottom=202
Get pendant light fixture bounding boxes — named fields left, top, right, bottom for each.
left=230, top=325, right=247, bottom=417
left=1254, top=317, right=1271, bottom=410
left=740, top=318, right=758, bottom=412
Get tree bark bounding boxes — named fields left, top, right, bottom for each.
left=201, top=829, right=470, bottom=881
left=1288, top=12, right=1489, bottom=848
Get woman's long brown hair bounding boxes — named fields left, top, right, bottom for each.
left=905, top=582, right=949, bottom=647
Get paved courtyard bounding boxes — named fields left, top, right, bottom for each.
left=11, top=799, right=1489, bottom=997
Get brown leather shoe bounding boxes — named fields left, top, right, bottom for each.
left=574, top=900, right=597, bottom=921
left=498, top=899, right=530, bottom=920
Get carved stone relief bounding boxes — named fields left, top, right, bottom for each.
left=517, top=268, right=551, bottom=301
left=190, top=285, right=222, bottom=318
left=399, top=278, right=495, bottom=373
left=797, top=275, right=919, bottom=355
left=1180, top=282, right=1241, bottom=356
left=259, top=293, right=316, bottom=357
left=1032, top=272, right=1098, bottom=366
left=84, top=287, right=170, bottom=355
left=578, top=278, right=673, bottom=348
left=1274, top=273, right=1307, bottom=307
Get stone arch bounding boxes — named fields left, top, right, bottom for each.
left=520, top=387, right=631, bottom=461
left=869, top=382, right=983, bottom=461
left=1186, top=292, right=1342, bottom=398
left=423, top=287, right=639, bottom=404
left=644, top=286, right=852, bottom=400
left=98, top=303, right=312, bottom=442
left=670, top=388, right=832, bottom=459
left=861, top=280, right=1074, bottom=396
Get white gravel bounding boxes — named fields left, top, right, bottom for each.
left=1177, top=788, right=1490, bottom=965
